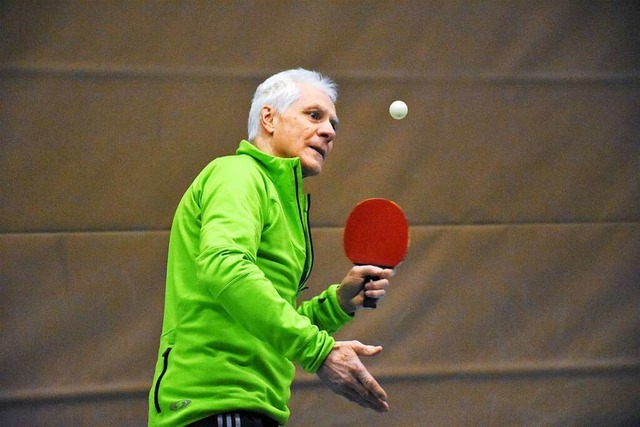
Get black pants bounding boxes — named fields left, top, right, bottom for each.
left=187, top=411, right=279, bottom=427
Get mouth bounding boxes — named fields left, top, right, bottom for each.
left=309, top=146, right=326, bottom=160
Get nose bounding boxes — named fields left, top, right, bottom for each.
left=318, top=119, right=336, bottom=142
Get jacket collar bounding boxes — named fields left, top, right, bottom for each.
left=236, top=139, right=303, bottom=182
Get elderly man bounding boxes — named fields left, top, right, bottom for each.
left=149, top=68, right=393, bottom=426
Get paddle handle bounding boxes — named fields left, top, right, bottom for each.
left=363, top=276, right=377, bottom=309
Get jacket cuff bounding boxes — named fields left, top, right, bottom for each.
left=310, top=284, right=354, bottom=336
left=326, top=284, right=355, bottom=321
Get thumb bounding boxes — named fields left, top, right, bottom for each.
left=351, top=342, right=383, bottom=357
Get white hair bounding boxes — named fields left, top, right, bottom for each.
left=247, top=68, right=338, bottom=141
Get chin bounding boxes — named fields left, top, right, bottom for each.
left=301, top=163, right=322, bottom=178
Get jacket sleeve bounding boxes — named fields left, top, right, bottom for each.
left=297, top=285, right=354, bottom=334
left=194, top=160, right=334, bottom=373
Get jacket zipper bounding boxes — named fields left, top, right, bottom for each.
left=154, top=347, right=172, bottom=413
left=294, top=167, right=313, bottom=293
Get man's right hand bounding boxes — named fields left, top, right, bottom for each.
left=316, top=340, right=389, bottom=412
left=336, top=266, right=394, bottom=314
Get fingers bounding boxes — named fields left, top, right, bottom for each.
left=346, top=352, right=388, bottom=412
left=353, top=265, right=394, bottom=280
left=363, top=277, right=389, bottom=301
left=326, top=362, right=389, bottom=412
left=331, top=375, right=388, bottom=412
left=357, top=266, right=392, bottom=299
left=319, top=342, right=389, bottom=412
left=338, top=266, right=394, bottom=312
left=356, top=370, right=389, bottom=412
left=338, top=383, right=389, bottom=412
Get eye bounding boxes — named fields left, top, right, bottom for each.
left=308, top=110, right=321, bottom=120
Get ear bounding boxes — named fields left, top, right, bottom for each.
left=260, top=105, right=277, bottom=135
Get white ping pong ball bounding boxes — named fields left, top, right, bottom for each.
left=389, top=100, right=408, bottom=120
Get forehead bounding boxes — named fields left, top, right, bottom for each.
left=294, top=84, right=337, bottom=116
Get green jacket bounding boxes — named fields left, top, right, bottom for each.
left=149, top=140, right=353, bottom=426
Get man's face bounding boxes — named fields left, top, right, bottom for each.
left=268, top=84, right=338, bottom=177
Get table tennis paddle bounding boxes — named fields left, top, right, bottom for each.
left=343, top=198, right=409, bottom=308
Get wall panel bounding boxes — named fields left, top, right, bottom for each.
left=0, top=232, right=166, bottom=393
left=288, top=371, right=640, bottom=426
left=1, top=1, right=638, bottom=425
